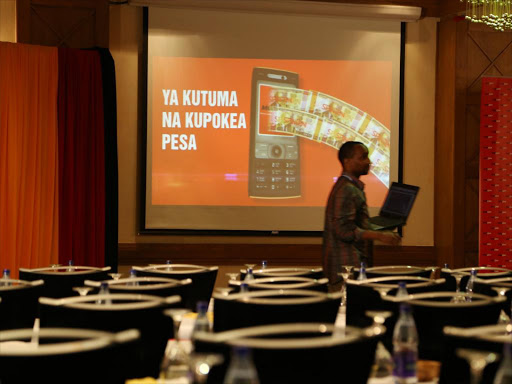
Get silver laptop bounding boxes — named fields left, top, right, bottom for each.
left=369, top=182, right=419, bottom=230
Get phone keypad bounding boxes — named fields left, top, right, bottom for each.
left=252, top=159, right=300, bottom=196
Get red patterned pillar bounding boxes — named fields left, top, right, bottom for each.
left=480, top=77, right=512, bottom=268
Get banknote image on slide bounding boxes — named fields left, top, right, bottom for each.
left=249, top=67, right=301, bottom=199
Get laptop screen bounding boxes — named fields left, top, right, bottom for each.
left=380, top=183, right=419, bottom=218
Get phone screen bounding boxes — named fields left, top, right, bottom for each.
left=257, top=84, right=296, bottom=136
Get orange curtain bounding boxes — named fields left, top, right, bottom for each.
left=0, top=42, right=59, bottom=278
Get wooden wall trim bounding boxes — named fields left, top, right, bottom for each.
left=119, top=243, right=436, bottom=267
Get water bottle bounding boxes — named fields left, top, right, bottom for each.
left=244, top=268, right=255, bottom=283
left=357, top=262, right=367, bottom=281
left=494, top=343, right=512, bottom=384
left=127, top=268, right=138, bottom=286
left=223, top=346, right=260, bottom=384
left=465, top=268, right=477, bottom=302
left=396, top=282, right=409, bottom=299
left=192, top=301, right=210, bottom=338
left=392, top=304, right=418, bottom=384
left=97, top=282, right=112, bottom=305
left=240, top=282, right=249, bottom=293
left=1, top=269, right=11, bottom=286
left=165, top=259, right=172, bottom=271
left=67, top=259, right=74, bottom=272
left=261, top=260, right=267, bottom=270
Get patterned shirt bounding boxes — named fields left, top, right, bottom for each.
left=322, top=173, right=373, bottom=284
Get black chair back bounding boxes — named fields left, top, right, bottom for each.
left=0, top=328, right=139, bottom=384
left=0, top=279, right=44, bottom=330
left=133, top=264, right=218, bottom=310
left=19, top=265, right=111, bottom=298
left=383, top=292, right=505, bottom=361
left=440, top=324, right=509, bottom=384
left=213, top=289, right=341, bottom=332
left=228, top=276, right=329, bottom=293
left=194, top=323, right=383, bottom=384
left=84, top=276, right=191, bottom=302
left=354, top=265, right=436, bottom=280
left=240, top=267, right=324, bottom=281
left=39, top=293, right=179, bottom=379
left=473, top=277, right=512, bottom=317
left=440, top=266, right=512, bottom=292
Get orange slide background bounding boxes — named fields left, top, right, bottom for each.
left=151, top=57, right=391, bottom=207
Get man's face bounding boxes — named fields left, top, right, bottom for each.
left=346, top=144, right=371, bottom=177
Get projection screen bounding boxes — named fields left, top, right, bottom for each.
left=144, top=6, right=402, bottom=232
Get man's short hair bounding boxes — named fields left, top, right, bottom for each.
left=338, top=141, right=365, bottom=166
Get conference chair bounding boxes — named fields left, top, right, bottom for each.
left=194, top=322, right=384, bottom=384
left=440, top=324, right=510, bottom=384
left=472, top=277, right=512, bottom=317
left=0, top=278, right=44, bottom=330
left=39, top=293, right=180, bottom=379
left=228, top=276, right=329, bottom=293
left=133, top=264, right=218, bottom=310
left=240, top=267, right=324, bottom=280
left=346, top=276, right=446, bottom=352
left=382, top=292, right=505, bottom=361
left=84, top=276, right=192, bottom=301
left=0, top=327, right=140, bottom=384
left=19, top=265, right=111, bottom=298
left=213, top=289, right=342, bottom=332
left=353, top=265, right=436, bottom=279
left=345, top=276, right=446, bottom=327
left=440, top=266, right=512, bottom=291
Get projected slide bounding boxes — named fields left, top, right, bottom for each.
left=151, top=57, right=391, bottom=208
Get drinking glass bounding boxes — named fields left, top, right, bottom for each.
left=374, top=286, right=393, bottom=298
left=366, top=310, right=393, bottom=378
left=215, top=287, right=233, bottom=296
left=451, top=273, right=466, bottom=303
left=189, top=353, right=224, bottom=383
left=72, top=286, right=93, bottom=296
left=337, top=266, right=353, bottom=306
left=108, top=273, right=122, bottom=280
left=226, top=273, right=239, bottom=281
left=161, top=308, right=192, bottom=379
left=492, top=287, right=511, bottom=297
left=456, top=348, right=498, bottom=384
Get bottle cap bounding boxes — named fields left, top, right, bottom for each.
left=444, top=263, right=449, bottom=269
left=262, top=260, right=267, bottom=267
left=398, top=281, right=406, bottom=289
left=471, top=269, right=477, bottom=276
left=247, top=268, right=253, bottom=273
left=196, top=301, right=208, bottom=313
left=130, top=269, right=136, bottom=276
left=3, top=268, right=10, bottom=275
left=233, top=345, right=250, bottom=357
left=68, top=260, right=74, bottom=266
left=100, top=282, right=109, bottom=288
left=399, top=303, right=412, bottom=313
left=166, top=260, right=172, bottom=264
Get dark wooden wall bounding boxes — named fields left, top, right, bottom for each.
left=435, top=16, right=512, bottom=268
left=16, top=0, right=109, bottom=48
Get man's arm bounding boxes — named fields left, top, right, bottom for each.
left=332, top=185, right=400, bottom=246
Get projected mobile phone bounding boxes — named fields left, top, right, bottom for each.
left=249, top=68, right=300, bottom=198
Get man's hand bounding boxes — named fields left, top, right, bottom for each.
left=377, top=231, right=401, bottom=245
